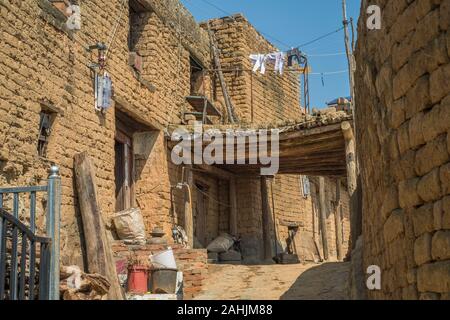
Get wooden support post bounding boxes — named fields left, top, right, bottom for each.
left=341, top=121, right=360, bottom=250
left=334, top=179, right=344, bottom=261
left=260, top=177, right=273, bottom=261
left=183, top=166, right=194, bottom=248
left=229, top=177, right=238, bottom=236
left=74, top=152, right=124, bottom=300
left=318, top=177, right=329, bottom=261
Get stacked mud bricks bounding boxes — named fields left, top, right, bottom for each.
left=356, top=0, right=450, bottom=299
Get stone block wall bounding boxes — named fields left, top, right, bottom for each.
left=355, top=0, right=450, bottom=299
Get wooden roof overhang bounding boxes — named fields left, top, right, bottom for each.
left=166, top=115, right=353, bottom=178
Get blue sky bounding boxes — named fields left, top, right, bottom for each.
left=181, top=0, right=362, bottom=108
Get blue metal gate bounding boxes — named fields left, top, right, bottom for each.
left=0, top=166, right=61, bottom=300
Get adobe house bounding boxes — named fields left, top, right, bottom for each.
left=0, top=0, right=352, bottom=298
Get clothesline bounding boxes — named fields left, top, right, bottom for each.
left=306, top=52, right=347, bottom=57
left=309, top=70, right=349, bottom=76
left=203, top=68, right=347, bottom=75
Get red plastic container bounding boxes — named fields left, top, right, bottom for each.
left=127, top=266, right=149, bottom=294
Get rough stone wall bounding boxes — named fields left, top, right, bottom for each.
left=205, top=15, right=304, bottom=124
left=0, top=0, right=212, bottom=267
left=355, top=0, right=450, bottom=299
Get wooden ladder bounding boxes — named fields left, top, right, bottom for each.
left=207, top=23, right=238, bottom=124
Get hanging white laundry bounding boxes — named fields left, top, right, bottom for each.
left=249, top=54, right=268, bottom=74
left=95, top=72, right=104, bottom=111
left=267, top=52, right=286, bottom=75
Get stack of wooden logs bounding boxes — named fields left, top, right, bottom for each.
left=60, top=266, right=110, bottom=300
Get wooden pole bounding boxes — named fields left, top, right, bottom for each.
left=270, top=180, right=280, bottom=257
left=341, top=121, right=360, bottom=249
left=318, top=177, right=329, bottom=261
left=334, top=179, right=344, bottom=261
left=74, top=152, right=124, bottom=300
left=229, top=177, right=238, bottom=236
left=183, top=166, right=194, bottom=248
left=342, top=0, right=356, bottom=119
left=207, top=23, right=237, bottom=123
left=260, top=177, right=273, bottom=261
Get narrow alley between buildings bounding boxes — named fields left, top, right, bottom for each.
left=195, top=262, right=351, bottom=300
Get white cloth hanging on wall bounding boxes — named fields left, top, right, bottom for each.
left=250, top=51, right=286, bottom=75
left=249, top=54, right=268, bottom=74
left=267, top=52, right=286, bottom=75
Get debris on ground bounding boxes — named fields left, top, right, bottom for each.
left=60, top=266, right=110, bottom=300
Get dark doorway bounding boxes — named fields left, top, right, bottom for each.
left=190, top=56, right=204, bottom=95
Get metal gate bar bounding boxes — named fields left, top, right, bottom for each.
left=0, top=166, right=60, bottom=300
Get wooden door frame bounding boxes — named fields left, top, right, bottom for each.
left=115, top=128, right=136, bottom=211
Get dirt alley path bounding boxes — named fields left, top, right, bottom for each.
left=194, top=262, right=351, bottom=300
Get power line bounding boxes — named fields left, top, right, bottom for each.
left=193, top=0, right=346, bottom=55
left=196, top=0, right=292, bottom=49
left=309, top=69, right=348, bottom=75
left=306, top=52, right=346, bottom=57
left=296, top=26, right=345, bottom=49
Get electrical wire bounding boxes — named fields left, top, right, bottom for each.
left=196, top=0, right=292, bottom=49
left=308, top=69, right=349, bottom=75
left=104, top=0, right=128, bottom=62
left=193, top=183, right=232, bottom=208
left=296, top=26, right=345, bottom=49
left=306, top=52, right=346, bottom=57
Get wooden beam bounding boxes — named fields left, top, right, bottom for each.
left=193, top=163, right=235, bottom=180
left=73, top=152, right=124, bottom=300
left=341, top=121, right=359, bottom=249
left=278, top=123, right=344, bottom=141
left=318, top=177, right=329, bottom=261
left=229, top=178, right=238, bottom=236
left=334, top=179, right=344, bottom=261
left=260, top=177, right=273, bottom=261
left=183, top=166, right=194, bottom=248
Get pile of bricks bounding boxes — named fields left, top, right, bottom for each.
left=112, top=241, right=208, bottom=300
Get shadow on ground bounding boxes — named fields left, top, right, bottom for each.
left=280, top=262, right=350, bottom=300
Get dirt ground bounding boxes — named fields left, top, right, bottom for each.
left=194, top=262, right=351, bottom=300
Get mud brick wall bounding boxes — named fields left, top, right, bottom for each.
left=205, top=15, right=304, bottom=124
left=273, top=176, right=351, bottom=261
left=112, top=241, right=208, bottom=300
left=355, top=0, right=450, bottom=299
left=235, top=175, right=351, bottom=262
left=0, top=0, right=212, bottom=267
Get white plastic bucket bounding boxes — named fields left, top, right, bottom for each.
left=150, top=248, right=177, bottom=269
